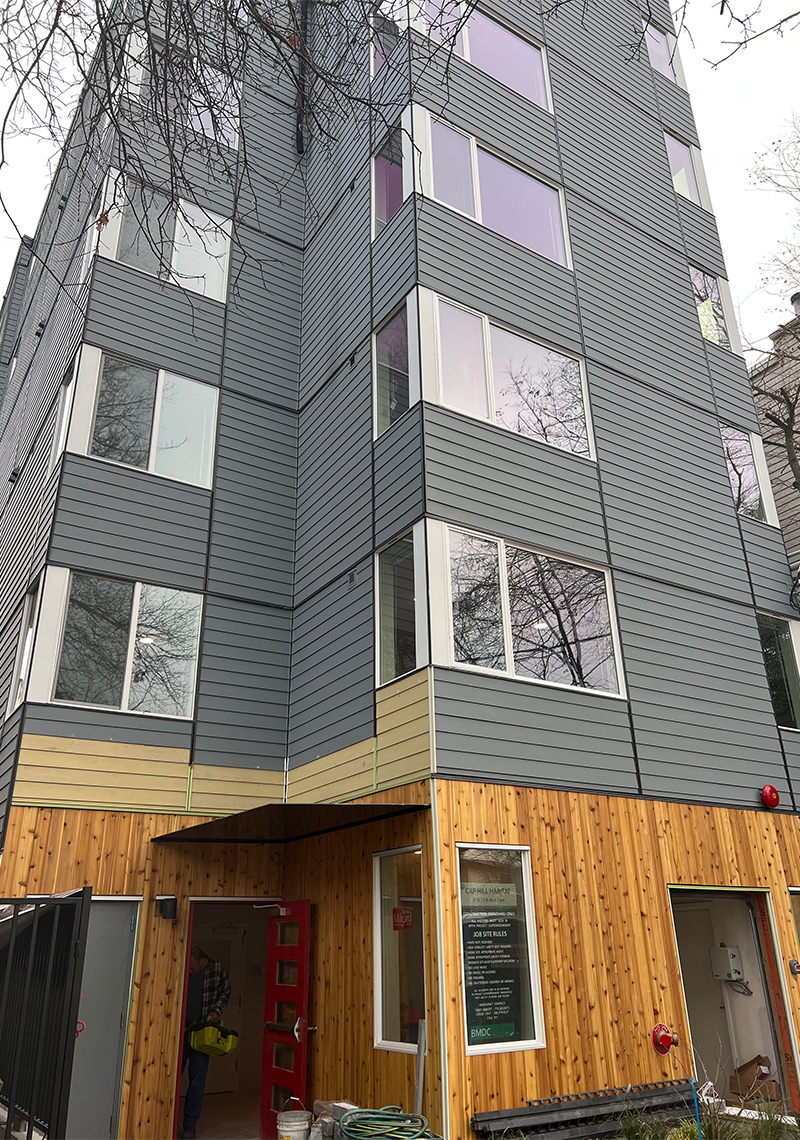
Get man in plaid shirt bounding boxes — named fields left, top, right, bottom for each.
left=181, top=947, right=232, bottom=1139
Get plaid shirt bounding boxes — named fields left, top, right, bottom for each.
left=200, top=958, right=231, bottom=1022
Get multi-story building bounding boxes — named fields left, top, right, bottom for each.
left=2, top=1, right=800, bottom=1138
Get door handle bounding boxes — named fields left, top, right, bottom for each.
left=294, top=1018, right=302, bottom=1042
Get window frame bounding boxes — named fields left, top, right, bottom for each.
left=720, top=422, right=779, bottom=528
left=757, top=610, right=800, bottom=733
left=690, top=264, right=743, bottom=355
left=455, top=841, right=545, bottom=1055
left=7, top=580, right=43, bottom=715
left=372, top=290, right=421, bottom=438
left=441, top=522, right=626, bottom=698
left=642, top=20, right=687, bottom=87
left=374, top=521, right=429, bottom=689
left=372, top=844, right=427, bottom=1054
left=48, top=356, right=78, bottom=475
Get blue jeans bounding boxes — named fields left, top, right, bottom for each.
left=182, top=1044, right=211, bottom=1128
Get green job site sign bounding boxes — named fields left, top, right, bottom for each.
left=461, top=883, right=525, bottom=1046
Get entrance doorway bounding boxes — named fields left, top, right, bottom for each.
left=671, top=890, right=798, bottom=1108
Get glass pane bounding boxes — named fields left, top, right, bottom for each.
left=720, top=425, right=765, bottom=521
left=489, top=326, right=588, bottom=454
left=277, top=961, right=299, bottom=986
left=477, top=149, right=566, bottom=265
left=117, top=183, right=175, bottom=276
left=431, top=120, right=475, bottom=217
left=379, top=534, right=416, bottom=684
left=172, top=201, right=230, bottom=301
left=376, top=306, right=410, bottom=435
left=54, top=574, right=134, bottom=707
left=374, top=127, right=404, bottom=233
left=272, top=1085, right=294, bottom=1112
left=373, top=0, right=404, bottom=69
left=690, top=266, right=730, bottom=348
left=758, top=614, right=800, bottom=730
left=438, top=301, right=488, bottom=419
left=154, top=374, right=218, bottom=486
left=459, top=847, right=535, bottom=1046
left=467, top=11, right=547, bottom=108
left=14, top=587, right=39, bottom=708
left=645, top=23, right=676, bottom=80
left=449, top=530, right=505, bottom=670
left=127, top=585, right=202, bottom=716
left=426, top=0, right=463, bottom=46
left=90, top=355, right=158, bottom=468
left=275, top=1000, right=297, bottom=1028
left=274, top=1042, right=296, bottom=1071
left=665, top=133, right=700, bottom=205
left=188, top=62, right=239, bottom=147
left=278, top=922, right=300, bottom=946
left=378, top=850, right=425, bottom=1044
left=506, top=547, right=618, bottom=692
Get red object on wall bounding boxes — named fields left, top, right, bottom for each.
left=393, top=906, right=413, bottom=930
left=761, top=785, right=780, bottom=809
left=652, top=1024, right=678, bottom=1055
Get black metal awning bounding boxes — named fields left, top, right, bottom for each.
left=153, top=801, right=429, bottom=845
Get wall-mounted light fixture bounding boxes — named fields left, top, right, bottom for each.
left=156, top=895, right=178, bottom=920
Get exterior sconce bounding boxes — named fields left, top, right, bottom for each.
left=156, top=895, right=178, bottom=920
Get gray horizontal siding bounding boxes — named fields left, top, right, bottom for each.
left=0, top=604, right=23, bottom=717
left=678, top=198, right=726, bottom=279
left=433, top=667, right=639, bottom=792
left=206, top=391, right=297, bottom=606
left=288, top=562, right=374, bottom=768
left=707, top=343, right=760, bottom=432
left=371, top=197, right=416, bottom=326
left=740, top=518, right=794, bottom=619
left=0, top=705, right=23, bottom=849
left=51, top=455, right=210, bottom=590
left=23, top=701, right=193, bottom=748
left=374, top=404, right=424, bottom=548
left=653, top=73, right=699, bottom=147
left=424, top=403, right=607, bottom=562
left=590, top=365, right=751, bottom=601
left=780, top=729, right=800, bottom=805
left=85, top=259, right=225, bottom=387
left=32, top=465, right=60, bottom=579
left=0, top=430, right=52, bottom=631
left=615, top=571, right=788, bottom=806
left=193, top=597, right=291, bottom=770
left=417, top=198, right=582, bottom=357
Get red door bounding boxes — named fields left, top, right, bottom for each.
left=261, top=901, right=312, bottom=1139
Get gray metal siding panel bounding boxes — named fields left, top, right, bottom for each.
left=652, top=74, right=699, bottom=147
left=206, top=392, right=296, bottom=606
left=374, top=404, right=424, bottom=548
left=0, top=604, right=23, bottom=717
left=50, top=455, right=210, bottom=589
left=740, top=518, right=794, bottom=619
left=0, top=431, right=52, bottom=631
left=433, top=667, right=639, bottom=791
left=0, top=705, right=23, bottom=848
left=780, top=728, right=800, bottom=802
left=424, top=403, right=607, bottom=562
left=84, top=260, right=225, bottom=387
left=22, top=701, right=193, bottom=748
left=589, top=365, right=751, bottom=601
left=193, top=597, right=290, bottom=769
left=677, top=199, right=726, bottom=279
left=288, top=563, right=374, bottom=767
left=615, top=572, right=789, bottom=806
left=371, top=197, right=416, bottom=326
left=707, top=344, right=760, bottom=432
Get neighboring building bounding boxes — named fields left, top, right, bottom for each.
left=751, top=293, right=800, bottom=561
left=4, top=2, right=800, bottom=1139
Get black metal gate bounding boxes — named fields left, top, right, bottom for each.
left=0, top=888, right=91, bottom=1139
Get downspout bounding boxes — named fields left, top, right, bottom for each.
left=295, top=0, right=310, bottom=154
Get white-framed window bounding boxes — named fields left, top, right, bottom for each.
left=376, top=522, right=429, bottom=686
left=373, top=122, right=404, bottom=236
left=757, top=613, right=800, bottom=732
left=48, top=356, right=78, bottom=474
left=643, top=22, right=683, bottom=84
left=50, top=571, right=203, bottom=718
left=664, top=132, right=700, bottom=204
left=456, top=843, right=545, bottom=1054
left=439, top=523, right=623, bottom=696
left=719, top=424, right=779, bottom=526
left=8, top=582, right=42, bottom=713
left=373, top=845, right=426, bottom=1053
left=375, top=298, right=412, bottom=436
left=424, top=113, right=569, bottom=266
left=690, top=266, right=738, bottom=351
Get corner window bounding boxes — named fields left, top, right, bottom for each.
left=373, top=847, right=426, bottom=1052
left=457, top=844, right=543, bottom=1053
left=448, top=528, right=620, bottom=693
left=757, top=614, right=800, bottom=731
left=54, top=573, right=202, bottom=717
left=375, top=304, right=410, bottom=435
left=10, top=584, right=40, bottom=711
left=89, top=354, right=218, bottom=487
left=665, top=133, right=700, bottom=205
left=429, top=120, right=567, bottom=265
left=435, top=297, right=590, bottom=455
left=378, top=533, right=416, bottom=683
left=690, top=267, right=730, bottom=348
left=720, top=424, right=767, bottom=522
left=644, top=23, right=676, bottom=80
left=374, top=126, right=404, bottom=235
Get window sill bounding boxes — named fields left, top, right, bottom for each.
left=374, top=1039, right=420, bottom=1054
left=48, top=699, right=193, bottom=721
left=427, top=195, right=571, bottom=272
left=441, top=660, right=627, bottom=701
left=466, top=1038, right=546, bottom=1056
left=98, top=254, right=227, bottom=306
left=434, top=399, right=596, bottom=463
left=76, top=450, right=214, bottom=492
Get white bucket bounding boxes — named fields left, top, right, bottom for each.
left=277, top=1109, right=313, bottom=1140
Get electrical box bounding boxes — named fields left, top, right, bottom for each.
left=710, top=945, right=744, bottom=981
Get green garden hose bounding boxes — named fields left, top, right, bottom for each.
left=338, top=1106, right=442, bottom=1140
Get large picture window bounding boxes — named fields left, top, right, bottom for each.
left=373, top=847, right=426, bottom=1052
left=54, top=572, right=202, bottom=717
left=457, top=845, right=543, bottom=1053
left=448, top=528, right=620, bottom=693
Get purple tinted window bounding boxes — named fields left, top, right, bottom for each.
left=644, top=23, right=675, bottom=80
left=466, top=11, right=547, bottom=108
left=665, top=133, right=700, bottom=204
left=375, top=128, right=403, bottom=232
left=438, top=300, right=488, bottom=419
left=431, top=121, right=475, bottom=217
left=426, top=0, right=464, bottom=48
left=476, top=149, right=566, bottom=265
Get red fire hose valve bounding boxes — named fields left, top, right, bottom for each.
left=652, top=1024, right=678, bottom=1055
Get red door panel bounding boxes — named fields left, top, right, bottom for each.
left=261, top=901, right=311, bottom=1140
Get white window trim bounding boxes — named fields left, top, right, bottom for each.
left=375, top=520, right=429, bottom=688
left=455, top=842, right=545, bottom=1055
left=372, top=288, right=421, bottom=440
left=690, top=144, right=714, bottom=214
left=422, top=286, right=596, bottom=461
left=422, top=109, right=572, bottom=269
left=372, top=844, right=426, bottom=1054
left=758, top=611, right=800, bottom=736
left=372, top=109, right=414, bottom=242
left=48, top=355, right=79, bottom=475
left=171, top=199, right=232, bottom=303
left=749, top=430, right=780, bottom=528
left=7, top=580, right=43, bottom=716
left=68, top=345, right=218, bottom=489
left=717, top=275, right=744, bottom=356
left=432, top=519, right=627, bottom=699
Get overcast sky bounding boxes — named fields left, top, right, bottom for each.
left=0, top=1, right=796, bottom=359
